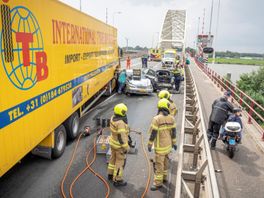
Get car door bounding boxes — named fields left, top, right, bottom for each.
left=144, top=69, right=156, bottom=80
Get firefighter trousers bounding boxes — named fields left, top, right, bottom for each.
left=107, top=147, right=126, bottom=181
left=154, top=153, right=169, bottom=186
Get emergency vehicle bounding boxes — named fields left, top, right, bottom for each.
left=149, top=48, right=161, bottom=61
left=162, top=49, right=177, bottom=67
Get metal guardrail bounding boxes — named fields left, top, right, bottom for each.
left=175, top=66, right=220, bottom=198
left=194, top=58, right=264, bottom=140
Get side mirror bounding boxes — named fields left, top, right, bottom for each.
left=203, top=47, right=214, bottom=54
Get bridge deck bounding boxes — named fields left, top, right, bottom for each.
left=190, top=61, right=264, bottom=198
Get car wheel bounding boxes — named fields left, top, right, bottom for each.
left=52, top=125, right=67, bottom=158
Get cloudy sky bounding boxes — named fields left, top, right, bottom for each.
left=60, top=0, right=264, bottom=53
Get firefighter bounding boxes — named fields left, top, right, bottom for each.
left=158, top=90, right=177, bottom=116
left=179, top=65, right=184, bottom=80
left=148, top=98, right=177, bottom=191
left=107, top=103, right=130, bottom=187
left=172, top=66, right=182, bottom=91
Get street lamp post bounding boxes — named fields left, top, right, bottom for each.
left=113, top=11, right=122, bottom=26
left=213, top=0, right=221, bottom=64
left=208, top=0, right=214, bottom=47
left=125, top=37, right=129, bottom=52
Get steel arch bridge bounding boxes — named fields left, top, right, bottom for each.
left=159, top=10, right=186, bottom=51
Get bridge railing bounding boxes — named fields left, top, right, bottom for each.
left=175, top=65, right=220, bottom=198
left=194, top=57, right=264, bottom=140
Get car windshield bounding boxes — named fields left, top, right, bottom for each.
left=164, top=53, right=175, bottom=58
left=156, top=70, right=171, bottom=76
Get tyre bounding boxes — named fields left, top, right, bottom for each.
left=228, top=147, right=235, bottom=158
left=65, top=112, right=80, bottom=140
left=52, top=125, right=67, bottom=158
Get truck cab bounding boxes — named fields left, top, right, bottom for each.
left=162, top=49, right=177, bottom=67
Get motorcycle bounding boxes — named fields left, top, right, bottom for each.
left=222, top=122, right=241, bottom=158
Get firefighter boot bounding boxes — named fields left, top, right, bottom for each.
left=108, top=174, right=113, bottom=181
left=150, top=184, right=162, bottom=191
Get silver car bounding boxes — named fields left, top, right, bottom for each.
left=125, top=69, right=153, bottom=95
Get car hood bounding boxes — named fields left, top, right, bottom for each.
left=128, top=78, right=151, bottom=86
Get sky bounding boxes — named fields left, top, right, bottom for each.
left=60, top=0, right=264, bottom=53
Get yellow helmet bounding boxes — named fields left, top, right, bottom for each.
left=114, top=103, right=128, bottom=116
left=158, top=90, right=170, bottom=99
left=157, top=98, right=170, bottom=111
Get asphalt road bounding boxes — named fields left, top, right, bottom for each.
left=189, top=62, right=264, bottom=198
left=0, top=61, right=183, bottom=198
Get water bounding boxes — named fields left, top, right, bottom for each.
left=208, top=64, right=261, bottom=83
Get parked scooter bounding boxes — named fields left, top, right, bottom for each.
left=222, top=122, right=242, bottom=158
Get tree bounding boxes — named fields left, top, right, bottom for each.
left=237, top=66, right=264, bottom=125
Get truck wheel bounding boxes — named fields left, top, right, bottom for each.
left=65, top=112, right=80, bottom=140
left=52, top=125, right=67, bottom=158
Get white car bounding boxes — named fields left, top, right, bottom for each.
left=125, top=69, right=153, bottom=95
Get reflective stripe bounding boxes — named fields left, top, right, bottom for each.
left=163, top=170, right=168, bottom=175
left=158, top=124, right=176, bottom=130
left=159, top=126, right=173, bottom=130
left=151, top=124, right=159, bottom=130
left=108, top=163, right=115, bottom=167
left=154, top=174, right=163, bottom=181
left=155, top=144, right=172, bottom=154
left=117, top=128, right=127, bottom=133
left=108, top=163, right=115, bottom=170
left=113, top=169, right=117, bottom=177
left=110, top=126, right=128, bottom=134
left=109, top=136, right=122, bottom=149
left=110, top=125, right=118, bottom=133
left=109, top=136, right=128, bottom=149
left=114, top=168, right=123, bottom=177
left=172, top=138, right=176, bottom=144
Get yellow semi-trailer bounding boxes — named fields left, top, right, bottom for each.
left=0, top=0, right=119, bottom=177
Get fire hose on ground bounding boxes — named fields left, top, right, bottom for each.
left=60, top=127, right=151, bottom=198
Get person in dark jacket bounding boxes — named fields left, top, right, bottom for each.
left=207, top=91, right=234, bottom=149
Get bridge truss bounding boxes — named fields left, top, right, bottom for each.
left=159, top=10, right=186, bottom=51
